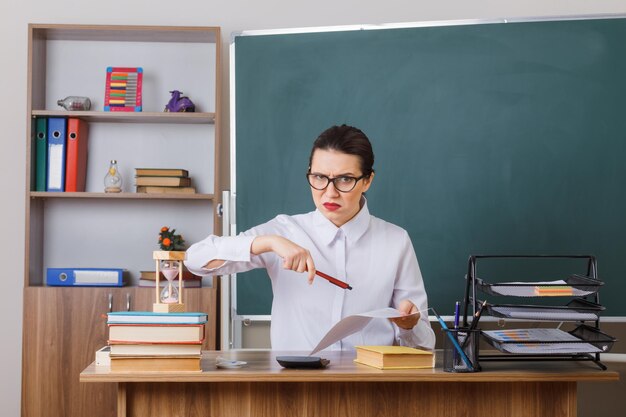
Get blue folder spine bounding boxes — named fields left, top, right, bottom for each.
left=46, top=117, right=67, bottom=192
left=46, top=268, right=126, bottom=286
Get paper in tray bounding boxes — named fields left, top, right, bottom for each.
left=476, top=274, right=602, bottom=297
left=496, top=342, right=602, bottom=354
left=482, top=325, right=615, bottom=355
left=485, top=299, right=604, bottom=321
left=483, top=328, right=579, bottom=343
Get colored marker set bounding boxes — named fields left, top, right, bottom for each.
left=104, top=67, right=143, bottom=112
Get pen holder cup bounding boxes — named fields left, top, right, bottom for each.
left=442, top=328, right=481, bottom=373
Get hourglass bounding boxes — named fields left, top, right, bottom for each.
left=153, top=250, right=186, bottom=313
left=160, top=260, right=180, bottom=304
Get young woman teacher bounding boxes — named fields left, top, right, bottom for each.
left=185, top=125, right=436, bottom=351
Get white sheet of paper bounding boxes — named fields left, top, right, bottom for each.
left=309, top=307, right=417, bottom=355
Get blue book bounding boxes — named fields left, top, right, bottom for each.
left=46, top=117, right=67, bottom=192
left=107, top=311, right=208, bottom=325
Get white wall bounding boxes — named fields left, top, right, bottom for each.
left=2, top=1, right=626, bottom=416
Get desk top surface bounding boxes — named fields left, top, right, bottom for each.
left=80, top=350, right=620, bottom=383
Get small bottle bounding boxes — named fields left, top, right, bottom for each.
left=104, top=160, right=122, bottom=193
left=57, top=96, right=91, bottom=111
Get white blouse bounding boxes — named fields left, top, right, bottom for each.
left=185, top=202, right=436, bottom=352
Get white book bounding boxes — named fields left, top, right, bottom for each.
left=95, top=346, right=111, bottom=366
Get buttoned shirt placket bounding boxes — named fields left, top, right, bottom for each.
left=329, top=227, right=348, bottom=350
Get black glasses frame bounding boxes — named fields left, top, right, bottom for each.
left=306, top=173, right=368, bottom=193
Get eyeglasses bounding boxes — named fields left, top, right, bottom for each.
left=306, top=173, right=369, bottom=193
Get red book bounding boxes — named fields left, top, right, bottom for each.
left=64, top=118, right=89, bottom=192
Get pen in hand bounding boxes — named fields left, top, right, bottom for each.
left=315, top=270, right=353, bottom=290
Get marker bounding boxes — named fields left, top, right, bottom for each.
left=315, top=270, right=352, bottom=290
left=432, top=308, right=474, bottom=371
left=454, top=301, right=460, bottom=329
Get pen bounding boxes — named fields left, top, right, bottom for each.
left=461, top=300, right=487, bottom=350
left=315, top=270, right=353, bottom=290
left=432, top=308, right=474, bottom=371
left=452, top=302, right=460, bottom=366
left=468, top=300, right=487, bottom=333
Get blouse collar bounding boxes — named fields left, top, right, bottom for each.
left=313, top=197, right=371, bottom=246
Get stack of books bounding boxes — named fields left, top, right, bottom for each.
left=353, top=345, right=435, bottom=369
left=138, top=269, right=202, bottom=288
left=135, top=168, right=195, bottom=194
left=107, top=311, right=207, bottom=372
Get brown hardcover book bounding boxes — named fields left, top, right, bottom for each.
left=136, top=186, right=196, bottom=194
left=354, top=345, right=435, bottom=369
left=108, top=324, right=205, bottom=344
left=140, top=270, right=201, bottom=281
left=109, top=343, right=201, bottom=356
left=110, top=356, right=201, bottom=372
left=135, top=168, right=189, bottom=177
left=135, top=176, right=192, bottom=187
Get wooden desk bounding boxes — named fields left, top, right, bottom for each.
left=80, top=350, right=619, bottom=417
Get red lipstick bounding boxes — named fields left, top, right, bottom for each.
left=323, top=202, right=340, bottom=211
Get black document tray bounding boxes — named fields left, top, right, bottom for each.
left=482, top=324, right=616, bottom=354
left=484, top=299, right=604, bottom=321
left=476, top=274, right=603, bottom=297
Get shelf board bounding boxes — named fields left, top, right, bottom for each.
left=30, top=192, right=215, bottom=200
left=31, top=110, right=215, bottom=124
left=31, top=24, right=219, bottom=43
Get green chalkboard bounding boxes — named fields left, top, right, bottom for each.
left=234, top=17, right=626, bottom=317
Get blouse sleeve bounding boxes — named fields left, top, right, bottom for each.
left=184, top=218, right=281, bottom=277
left=392, top=231, right=436, bottom=350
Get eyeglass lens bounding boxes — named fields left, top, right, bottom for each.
left=307, top=174, right=358, bottom=192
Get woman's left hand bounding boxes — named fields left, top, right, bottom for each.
left=390, top=299, right=420, bottom=330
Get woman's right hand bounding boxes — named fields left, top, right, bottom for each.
left=252, top=235, right=316, bottom=283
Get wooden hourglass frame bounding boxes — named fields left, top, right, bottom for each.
left=153, top=250, right=186, bottom=313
